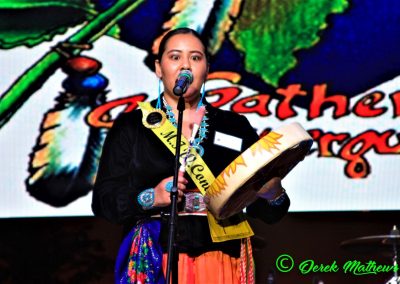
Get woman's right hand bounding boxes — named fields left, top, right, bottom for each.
left=153, top=174, right=187, bottom=207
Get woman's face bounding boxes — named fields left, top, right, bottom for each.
left=155, top=33, right=208, bottom=103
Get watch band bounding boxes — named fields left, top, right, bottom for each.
left=267, top=188, right=287, bottom=206
left=137, top=188, right=155, bottom=210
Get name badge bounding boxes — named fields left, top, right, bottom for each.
left=214, top=131, right=242, bottom=152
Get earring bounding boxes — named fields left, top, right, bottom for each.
left=156, top=78, right=162, bottom=109
left=197, top=82, right=206, bottom=110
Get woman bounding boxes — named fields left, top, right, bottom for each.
left=92, top=27, right=290, bottom=284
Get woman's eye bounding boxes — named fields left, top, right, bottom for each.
left=170, top=54, right=180, bottom=60
left=192, top=55, right=202, bottom=61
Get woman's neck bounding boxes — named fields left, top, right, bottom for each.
left=163, top=94, right=200, bottom=111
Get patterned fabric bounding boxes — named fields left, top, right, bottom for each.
left=115, top=220, right=165, bottom=284
left=240, top=238, right=255, bottom=284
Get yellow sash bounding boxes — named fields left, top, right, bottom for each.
left=139, top=102, right=253, bottom=242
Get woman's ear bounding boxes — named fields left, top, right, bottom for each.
left=155, top=59, right=162, bottom=78
left=205, top=63, right=210, bottom=80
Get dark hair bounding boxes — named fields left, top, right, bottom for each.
left=157, top=27, right=209, bottom=62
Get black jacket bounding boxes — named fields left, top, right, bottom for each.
left=92, top=99, right=290, bottom=257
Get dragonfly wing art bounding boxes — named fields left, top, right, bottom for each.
left=26, top=56, right=108, bottom=207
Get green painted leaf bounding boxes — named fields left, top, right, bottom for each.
left=105, top=24, right=120, bottom=39
left=231, top=0, right=349, bottom=86
left=0, top=0, right=97, bottom=49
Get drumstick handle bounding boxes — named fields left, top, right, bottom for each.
left=189, top=123, right=200, bottom=143
left=180, top=121, right=201, bottom=172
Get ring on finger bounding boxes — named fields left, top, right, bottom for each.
left=165, top=181, right=173, bottom=192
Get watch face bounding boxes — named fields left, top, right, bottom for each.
left=273, top=196, right=285, bottom=206
left=269, top=192, right=286, bottom=206
left=138, top=188, right=154, bottom=208
left=142, top=194, right=152, bottom=204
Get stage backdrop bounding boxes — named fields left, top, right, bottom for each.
left=0, top=0, right=399, bottom=218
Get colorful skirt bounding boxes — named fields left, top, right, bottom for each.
left=115, top=219, right=254, bottom=284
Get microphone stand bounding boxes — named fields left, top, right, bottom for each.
left=165, top=95, right=185, bottom=284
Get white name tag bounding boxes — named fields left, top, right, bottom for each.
left=214, top=131, right=243, bottom=152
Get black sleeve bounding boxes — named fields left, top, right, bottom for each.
left=246, top=194, right=290, bottom=224
left=91, top=112, right=156, bottom=224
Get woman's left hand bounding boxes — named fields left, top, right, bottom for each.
left=257, top=177, right=285, bottom=200
left=153, top=175, right=187, bottom=207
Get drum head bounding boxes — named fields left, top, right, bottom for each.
left=215, top=139, right=312, bottom=219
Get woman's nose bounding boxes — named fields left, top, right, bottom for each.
left=181, top=57, right=191, bottom=70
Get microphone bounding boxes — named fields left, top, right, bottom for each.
left=173, top=70, right=193, bottom=96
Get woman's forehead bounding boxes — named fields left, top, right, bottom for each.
left=164, top=33, right=205, bottom=53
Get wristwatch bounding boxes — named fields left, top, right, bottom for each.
left=137, top=188, right=155, bottom=210
left=267, top=188, right=287, bottom=206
